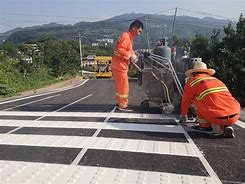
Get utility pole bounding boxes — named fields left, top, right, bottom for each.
left=144, top=16, right=151, bottom=51
left=170, top=7, right=178, bottom=46
left=76, top=32, right=83, bottom=66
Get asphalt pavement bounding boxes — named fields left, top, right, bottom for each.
left=0, top=78, right=244, bottom=184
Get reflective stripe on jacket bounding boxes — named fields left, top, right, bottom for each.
left=111, top=31, right=134, bottom=71
left=181, top=73, right=240, bottom=117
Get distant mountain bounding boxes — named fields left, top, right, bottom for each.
left=1, top=13, right=234, bottom=47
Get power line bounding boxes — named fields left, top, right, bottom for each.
left=155, top=8, right=176, bottom=15
left=177, top=7, right=233, bottom=20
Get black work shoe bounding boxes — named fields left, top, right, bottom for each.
left=118, top=107, right=134, bottom=112
left=191, top=125, right=213, bottom=133
left=223, top=126, right=235, bottom=138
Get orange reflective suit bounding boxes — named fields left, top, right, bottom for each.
left=111, top=31, right=135, bottom=108
left=181, top=73, right=240, bottom=129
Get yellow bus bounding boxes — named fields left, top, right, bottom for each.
left=94, top=56, right=112, bottom=78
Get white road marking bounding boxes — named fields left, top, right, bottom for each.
left=176, top=120, right=222, bottom=184
left=0, top=79, right=89, bottom=105
left=236, top=120, right=245, bottom=128
left=5, top=94, right=93, bottom=134
left=71, top=106, right=117, bottom=165
left=0, top=111, right=169, bottom=120
left=0, top=119, right=184, bottom=133
left=2, top=94, right=61, bottom=111
left=0, top=160, right=217, bottom=184
left=0, top=112, right=223, bottom=183
left=0, top=134, right=197, bottom=157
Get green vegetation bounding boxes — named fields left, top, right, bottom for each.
left=0, top=38, right=78, bottom=98
left=0, top=37, right=113, bottom=99
left=173, top=14, right=245, bottom=106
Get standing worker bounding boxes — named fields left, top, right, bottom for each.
left=111, top=20, right=144, bottom=111
left=179, top=59, right=240, bottom=138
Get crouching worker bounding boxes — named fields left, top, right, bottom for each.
left=179, top=59, right=240, bottom=138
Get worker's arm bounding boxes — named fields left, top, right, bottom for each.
left=116, top=33, right=133, bottom=60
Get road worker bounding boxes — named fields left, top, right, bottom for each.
left=179, top=59, right=240, bottom=138
left=111, top=20, right=143, bottom=111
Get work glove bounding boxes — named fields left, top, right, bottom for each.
left=179, top=115, right=188, bottom=123
left=130, top=53, right=138, bottom=63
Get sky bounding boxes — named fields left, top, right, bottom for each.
left=0, top=0, right=244, bottom=33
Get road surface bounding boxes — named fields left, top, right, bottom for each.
left=0, top=79, right=244, bottom=184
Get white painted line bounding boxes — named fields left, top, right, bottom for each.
left=0, top=119, right=184, bottom=133
left=236, top=120, right=245, bottom=128
left=55, top=94, right=92, bottom=112
left=0, top=79, right=89, bottom=105
left=0, top=134, right=197, bottom=157
left=71, top=106, right=118, bottom=165
left=0, top=160, right=217, bottom=184
left=5, top=94, right=93, bottom=134
left=0, top=111, right=168, bottom=120
left=177, top=121, right=222, bottom=184
left=35, top=93, right=93, bottom=121
left=2, top=94, right=61, bottom=111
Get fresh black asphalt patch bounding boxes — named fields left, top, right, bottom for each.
left=78, top=149, right=208, bottom=176
left=108, top=118, right=178, bottom=125
left=0, top=145, right=81, bottom=164
left=98, top=130, right=188, bottom=142
left=12, top=127, right=96, bottom=136
left=189, top=126, right=245, bottom=183
left=41, top=116, right=105, bottom=122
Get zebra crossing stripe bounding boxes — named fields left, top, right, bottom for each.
left=236, top=120, right=245, bottom=128
left=0, top=134, right=197, bottom=157
left=0, top=160, right=217, bottom=184
left=0, top=110, right=222, bottom=183
left=0, top=119, right=184, bottom=133
left=0, top=111, right=168, bottom=120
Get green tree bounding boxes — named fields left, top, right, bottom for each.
left=0, top=42, right=17, bottom=57
left=41, top=38, right=80, bottom=77
left=189, top=34, right=210, bottom=61
left=208, top=14, right=245, bottom=105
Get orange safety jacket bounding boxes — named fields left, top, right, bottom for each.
left=111, top=31, right=135, bottom=109
left=181, top=73, right=240, bottom=118
left=111, top=31, right=135, bottom=71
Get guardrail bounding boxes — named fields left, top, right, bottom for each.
left=80, top=70, right=96, bottom=79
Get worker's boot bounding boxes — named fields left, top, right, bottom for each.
left=118, top=106, right=133, bottom=112
left=190, top=125, right=213, bottom=133
left=223, top=126, right=235, bottom=138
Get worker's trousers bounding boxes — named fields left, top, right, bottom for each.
left=112, top=68, right=129, bottom=108
left=196, top=108, right=240, bottom=130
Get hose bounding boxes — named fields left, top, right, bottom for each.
left=151, top=71, right=172, bottom=104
